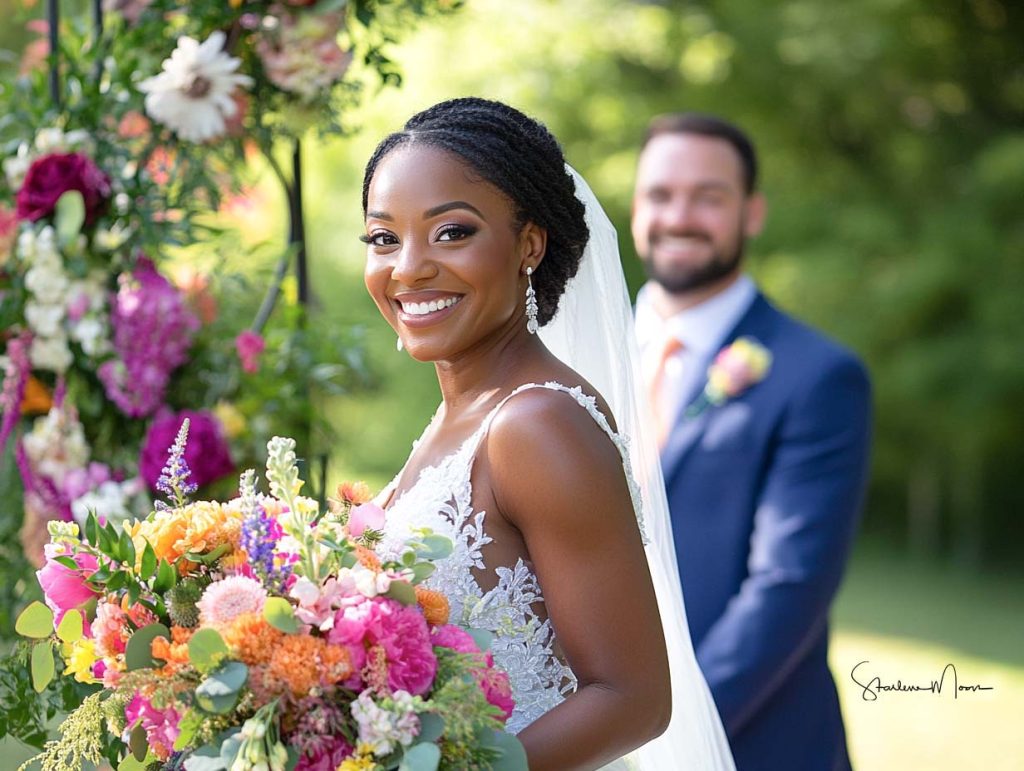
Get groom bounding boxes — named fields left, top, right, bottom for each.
left=632, top=113, right=872, bottom=770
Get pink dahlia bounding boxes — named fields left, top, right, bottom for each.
left=234, top=329, right=265, bottom=374
left=328, top=597, right=436, bottom=696
left=197, top=575, right=267, bottom=628
left=92, top=600, right=128, bottom=657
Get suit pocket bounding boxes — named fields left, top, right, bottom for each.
left=699, top=402, right=755, bottom=453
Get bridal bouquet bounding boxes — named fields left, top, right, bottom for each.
left=14, top=421, right=524, bottom=771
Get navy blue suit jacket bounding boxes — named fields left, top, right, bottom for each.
left=662, top=293, right=872, bottom=771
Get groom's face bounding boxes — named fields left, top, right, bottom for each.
left=631, top=133, right=763, bottom=295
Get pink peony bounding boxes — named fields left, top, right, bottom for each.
left=125, top=692, right=180, bottom=761
left=347, top=502, right=385, bottom=538
left=139, top=409, right=234, bottom=492
left=16, top=152, right=111, bottom=224
left=328, top=597, right=437, bottom=696
left=234, top=329, right=265, bottom=374
left=197, top=575, right=267, bottom=627
left=0, top=204, right=17, bottom=261
left=431, top=624, right=480, bottom=655
left=36, top=543, right=100, bottom=627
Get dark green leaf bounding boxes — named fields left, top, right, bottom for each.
left=140, top=542, right=157, bottom=581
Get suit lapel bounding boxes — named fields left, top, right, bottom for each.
left=659, top=293, right=777, bottom=486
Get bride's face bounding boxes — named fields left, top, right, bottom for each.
left=363, top=144, right=541, bottom=362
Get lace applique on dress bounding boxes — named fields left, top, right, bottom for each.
left=377, top=382, right=645, bottom=734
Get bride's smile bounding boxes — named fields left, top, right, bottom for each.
left=363, top=144, right=545, bottom=363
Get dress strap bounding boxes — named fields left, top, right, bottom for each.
left=464, top=381, right=648, bottom=542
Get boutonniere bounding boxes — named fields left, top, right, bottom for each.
left=685, top=337, right=772, bottom=418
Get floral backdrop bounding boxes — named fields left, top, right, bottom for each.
left=0, top=0, right=458, bottom=647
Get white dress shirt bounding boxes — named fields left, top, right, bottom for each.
left=635, top=274, right=758, bottom=429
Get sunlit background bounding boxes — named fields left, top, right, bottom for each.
left=3, top=0, right=1022, bottom=768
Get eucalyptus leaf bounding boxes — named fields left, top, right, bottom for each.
left=482, top=730, right=529, bottom=771
left=182, top=745, right=227, bottom=771
left=16, top=601, right=54, bottom=639
left=465, top=627, right=494, bottom=652
left=31, top=641, right=55, bottom=692
left=125, top=623, right=170, bottom=671
left=188, top=628, right=229, bottom=673
left=197, top=661, right=248, bottom=697
left=55, top=609, right=83, bottom=644
left=417, top=712, right=445, bottom=744
left=263, top=596, right=299, bottom=634
left=398, top=742, right=441, bottom=771
left=385, top=580, right=417, bottom=606
left=415, top=534, right=454, bottom=561
left=410, top=562, right=436, bottom=584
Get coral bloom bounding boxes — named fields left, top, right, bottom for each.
left=221, top=611, right=283, bottom=666
left=414, top=586, right=449, bottom=627
left=337, top=481, right=372, bottom=506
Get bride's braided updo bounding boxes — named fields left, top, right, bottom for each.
left=362, top=97, right=589, bottom=326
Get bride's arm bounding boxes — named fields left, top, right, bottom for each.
left=481, top=390, right=672, bottom=770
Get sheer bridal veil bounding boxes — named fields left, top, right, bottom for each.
left=540, top=167, right=735, bottom=770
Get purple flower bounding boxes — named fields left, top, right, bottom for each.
left=98, top=258, right=199, bottom=418
left=241, top=503, right=291, bottom=591
left=139, top=410, right=233, bottom=493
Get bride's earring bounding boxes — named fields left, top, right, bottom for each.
left=525, top=266, right=539, bottom=335
left=396, top=336, right=404, bottom=352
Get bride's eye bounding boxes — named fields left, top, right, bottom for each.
left=360, top=231, right=398, bottom=246
left=437, top=224, right=476, bottom=242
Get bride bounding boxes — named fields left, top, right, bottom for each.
left=362, top=97, right=734, bottom=770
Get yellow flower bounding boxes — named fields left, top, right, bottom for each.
left=62, top=638, right=99, bottom=684
left=337, top=745, right=380, bottom=770
left=706, top=337, right=772, bottom=402
left=213, top=400, right=246, bottom=439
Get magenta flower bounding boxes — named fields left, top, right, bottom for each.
left=98, top=258, right=199, bottom=418
left=328, top=597, right=437, bottom=696
left=36, top=542, right=100, bottom=627
left=139, top=409, right=234, bottom=492
left=16, top=152, right=111, bottom=224
left=235, top=329, right=265, bottom=374
left=125, top=692, right=181, bottom=759
left=348, top=502, right=386, bottom=538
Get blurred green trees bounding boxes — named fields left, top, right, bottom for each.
left=319, top=0, right=1023, bottom=564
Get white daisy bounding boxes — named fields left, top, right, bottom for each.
left=138, top=31, right=252, bottom=143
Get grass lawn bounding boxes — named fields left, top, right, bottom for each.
left=831, top=540, right=1024, bottom=770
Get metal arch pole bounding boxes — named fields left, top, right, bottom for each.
left=47, top=0, right=60, bottom=107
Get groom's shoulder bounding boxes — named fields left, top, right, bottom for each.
left=756, top=294, right=871, bottom=396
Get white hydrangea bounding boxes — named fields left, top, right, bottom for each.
left=70, top=478, right=146, bottom=530
left=350, top=691, right=421, bottom=757
left=30, top=334, right=73, bottom=373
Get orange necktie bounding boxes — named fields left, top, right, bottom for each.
left=648, top=335, right=684, bottom=449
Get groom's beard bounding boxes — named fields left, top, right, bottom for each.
left=640, top=227, right=746, bottom=295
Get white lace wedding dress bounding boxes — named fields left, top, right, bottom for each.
left=376, top=381, right=642, bottom=741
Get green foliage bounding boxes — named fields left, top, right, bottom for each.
left=315, top=0, right=1024, bottom=564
